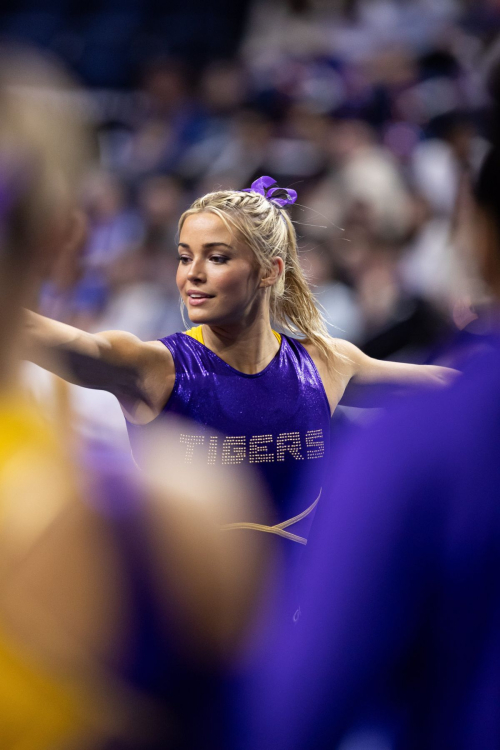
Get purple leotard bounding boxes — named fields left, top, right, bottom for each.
left=127, top=332, right=330, bottom=546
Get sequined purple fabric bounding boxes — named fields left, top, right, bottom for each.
left=127, top=333, right=330, bottom=542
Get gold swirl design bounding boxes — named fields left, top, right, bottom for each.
left=220, top=488, right=322, bottom=545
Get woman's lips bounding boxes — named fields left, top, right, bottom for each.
left=187, top=293, right=214, bottom=306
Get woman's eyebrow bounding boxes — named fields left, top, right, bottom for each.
left=177, top=242, right=234, bottom=249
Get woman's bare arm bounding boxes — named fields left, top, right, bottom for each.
left=336, top=340, right=458, bottom=407
left=23, top=311, right=173, bottom=418
left=305, top=338, right=458, bottom=412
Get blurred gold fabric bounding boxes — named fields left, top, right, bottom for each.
left=0, top=634, right=81, bottom=750
left=0, top=395, right=85, bottom=749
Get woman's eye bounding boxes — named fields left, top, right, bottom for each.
left=178, top=255, right=191, bottom=264
left=210, top=255, right=228, bottom=264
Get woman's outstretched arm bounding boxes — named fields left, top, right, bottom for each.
left=336, top=339, right=458, bottom=407
left=23, top=311, right=173, bottom=417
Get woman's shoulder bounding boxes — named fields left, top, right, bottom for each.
left=300, top=337, right=359, bottom=415
left=301, top=336, right=358, bottom=376
left=157, top=328, right=203, bottom=350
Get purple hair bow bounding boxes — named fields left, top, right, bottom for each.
left=242, top=176, right=297, bottom=207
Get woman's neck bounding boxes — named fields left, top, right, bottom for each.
left=201, top=314, right=280, bottom=375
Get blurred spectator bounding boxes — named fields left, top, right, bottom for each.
left=138, top=174, right=186, bottom=253
left=300, top=240, right=362, bottom=341
left=299, top=119, right=413, bottom=245
left=92, top=175, right=185, bottom=340
left=122, top=58, right=208, bottom=179
left=242, top=0, right=333, bottom=63
left=200, top=60, right=250, bottom=117
left=333, top=210, right=449, bottom=362
left=83, top=170, right=144, bottom=271
left=199, top=108, right=274, bottom=192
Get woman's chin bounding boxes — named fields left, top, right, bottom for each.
left=188, top=309, right=216, bottom=325
left=188, top=310, right=235, bottom=327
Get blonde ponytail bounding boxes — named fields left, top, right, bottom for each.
left=179, top=188, right=341, bottom=364
left=266, top=209, right=333, bottom=361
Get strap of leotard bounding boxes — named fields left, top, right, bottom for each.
left=185, top=326, right=282, bottom=346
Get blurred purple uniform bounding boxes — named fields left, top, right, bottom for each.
left=246, top=344, right=500, bottom=750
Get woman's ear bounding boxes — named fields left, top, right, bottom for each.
left=260, top=257, right=284, bottom=288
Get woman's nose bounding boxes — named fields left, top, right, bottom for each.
left=187, top=260, right=206, bottom=282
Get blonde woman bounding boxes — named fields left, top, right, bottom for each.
left=26, top=177, right=454, bottom=551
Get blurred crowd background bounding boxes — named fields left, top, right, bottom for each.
left=9, top=0, right=499, bottom=451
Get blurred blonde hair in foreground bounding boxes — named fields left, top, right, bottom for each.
left=0, top=46, right=269, bottom=749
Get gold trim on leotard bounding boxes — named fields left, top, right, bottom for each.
left=220, top=488, right=321, bottom=545
left=185, top=326, right=282, bottom=346
left=185, top=325, right=205, bottom=344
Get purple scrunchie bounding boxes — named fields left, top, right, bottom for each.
left=241, top=176, right=297, bottom=208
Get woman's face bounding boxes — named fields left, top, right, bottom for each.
left=177, top=212, right=264, bottom=326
